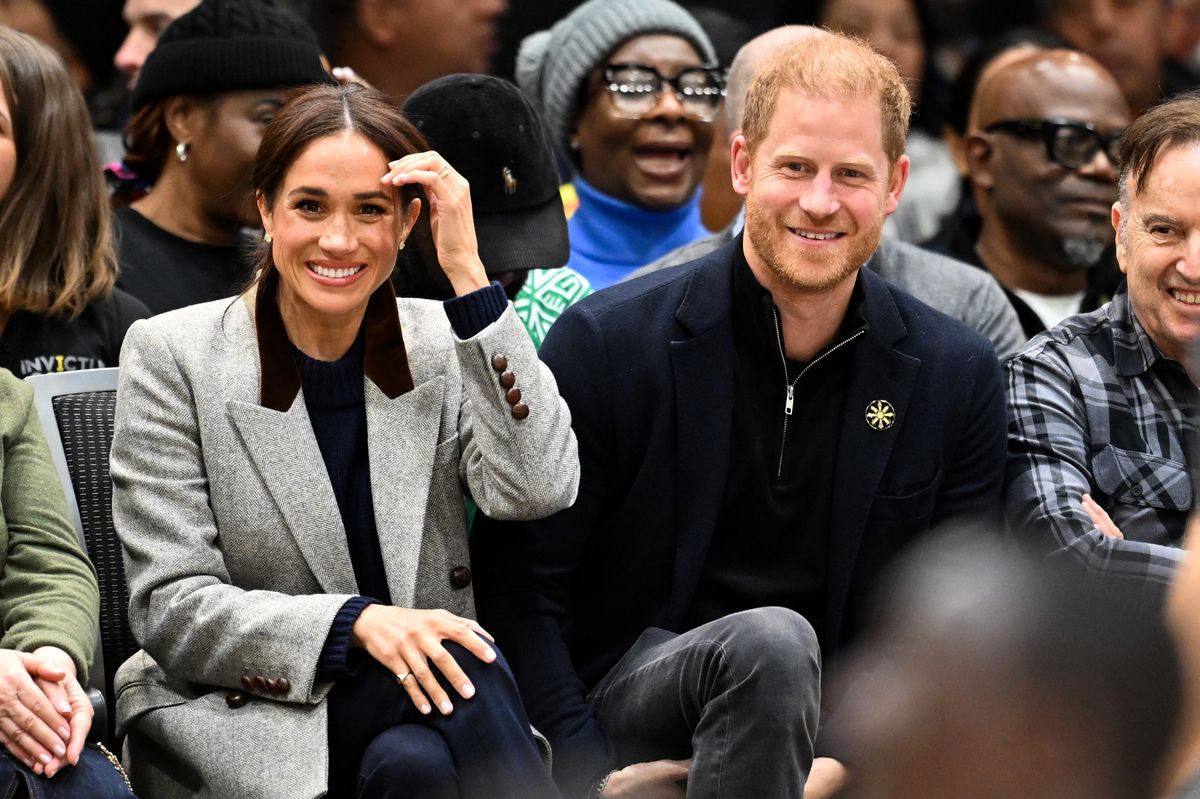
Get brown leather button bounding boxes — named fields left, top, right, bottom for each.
left=511, top=402, right=529, bottom=420
left=491, top=354, right=508, bottom=372
left=225, top=691, right=248, bottom=709
left=449, top=566, right=472, bottom=590
left=499, top=371, right=516, bottom=389
left=254, top=676, right=270, bottom=692
left=275, top=677, right=290, bottom=694
left=240, top=675, right=254, bottom=691
left=505, top=387, right=522, bottom=405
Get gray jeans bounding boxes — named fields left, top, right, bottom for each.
left=588, top=607, right=821, bottom=798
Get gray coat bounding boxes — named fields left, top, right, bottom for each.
left=631, top=226, right=1026, bottom=360
left=110, top=293, right=579, bottom=799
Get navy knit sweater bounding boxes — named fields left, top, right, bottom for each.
left=310, top=283, right=508, bottom=678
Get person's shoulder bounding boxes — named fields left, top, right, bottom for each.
left=571, top=240, right=732, bottom=323
left=81, top=287, right=151, bottom=327
left=395, top=295, right=455, bottom=340
left=126, top=295, right=251, bottom=352
left=628, top=228, right=732, bottom=281
left=875, top=238, right=987, bottom=286
left=872, top=269, right=994, bottom=358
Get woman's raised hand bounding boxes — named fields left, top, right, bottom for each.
left=0, top=647, right=89, bottom=776
left=352, top=605, right=496, bottom=715
left=381, top=151, right=490, bottom=297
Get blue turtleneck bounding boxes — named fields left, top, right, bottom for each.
left=567, top=176, right=709, bottom=290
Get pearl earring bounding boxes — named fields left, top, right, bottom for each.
left=264, top=233, right=272, bottom=243
left=176, top=142, right=189, bottom=162
left=398, top=240, right=406, bottom=251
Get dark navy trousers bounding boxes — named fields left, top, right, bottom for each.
left=326, top=642, right=559, bottom=799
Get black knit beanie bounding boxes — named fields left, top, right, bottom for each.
left=130, top=0, right=332, bottom=111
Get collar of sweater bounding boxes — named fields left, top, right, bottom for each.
left=568, top=176, right=705, bottom=270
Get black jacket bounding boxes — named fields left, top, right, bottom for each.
left=472, top=239, right=1007, bottom=794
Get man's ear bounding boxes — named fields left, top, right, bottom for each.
left=356, top=0, right=402, bottom=48
left=883, top=154, right=910, bottom=215
left=1112, top=201, right=1129, bottom=276
left=730, top=133, right=752, bottom=197
left=964, top=132, right=996, bottom=190
left=163, top=95, right=206, bottom=150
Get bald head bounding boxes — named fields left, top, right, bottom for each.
left=724, top=25, right=826, bottom=132
left=972, top=49, right=1128, bottom=132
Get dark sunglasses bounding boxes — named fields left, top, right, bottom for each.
left=983, top=118, right=1124, bottom=170
left=602, top=63, right=725, bottom=121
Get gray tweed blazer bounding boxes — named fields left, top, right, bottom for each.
left=109, top=292, right=578, bottom=799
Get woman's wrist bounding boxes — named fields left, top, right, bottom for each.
left=591, top=769, right=618, bottom=798
left=30, top=646, right=76, bottom=677
left=446, top=265, right=490, bottom=298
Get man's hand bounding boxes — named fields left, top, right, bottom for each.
left=1082, top=493, right=1124, bottom=540
left=601, top=758, right=690, bottom=798
left=804, top=757, right=849, bottom=799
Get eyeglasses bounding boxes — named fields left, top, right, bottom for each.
left=983, top=118, right=1124, bottom=170
left=602, top=63, right=725, bottom=121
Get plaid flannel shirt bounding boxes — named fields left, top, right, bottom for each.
left=1005, top=289, right=1197, bottom=586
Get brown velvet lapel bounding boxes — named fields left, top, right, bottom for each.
left=362, top=279, right=416, bottom=399
left=255, top=273, right=415, bottom=412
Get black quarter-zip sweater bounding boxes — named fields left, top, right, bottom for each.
left=684, top=239, right=866, bottom=643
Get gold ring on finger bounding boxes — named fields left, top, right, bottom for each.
left=395, top=672, right=413, bottom=685
left=438, top=166, right=451, bottom=178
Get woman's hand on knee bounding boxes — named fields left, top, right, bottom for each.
left=30, top=646, right=91, bottom=769
left=352, top=606, right=496, bottom=716
left=0, top=649, right=71, bottom=776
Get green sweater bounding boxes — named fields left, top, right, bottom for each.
left=0, top=369, right=98, bottom=679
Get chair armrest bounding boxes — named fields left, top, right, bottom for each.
left=86, top=687, right=107, bottom=744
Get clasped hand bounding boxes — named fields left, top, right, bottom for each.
left=352, top=605, right=496, bottom=716
left=381, top=152, right=490, bottom=298
left=0, top=646, right=91, bottom=777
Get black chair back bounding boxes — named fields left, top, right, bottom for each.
left=29, top=368, right=131, bottom=747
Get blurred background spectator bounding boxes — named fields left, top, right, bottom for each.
left=833, top=533, right=1181, bottom=799
left=1038, top=0, right=1196, bottom=116
left=934, top=49, right=1129, bottom=338
left=0, top=27, right=146, bottom=377
left=818, top=0, right=959, bottom=244
left=112, top=0, right=199, bottom=86
left=516, top=0, right=719, bottom=288
left=306, top=0, right=508, bottom=103
left=0, top=0, right=128, bottom=159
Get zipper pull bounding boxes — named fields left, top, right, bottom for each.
left=785, top=385, right=795, bottom=416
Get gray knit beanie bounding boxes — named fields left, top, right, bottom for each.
left=516, top=0, right=716, bottom=158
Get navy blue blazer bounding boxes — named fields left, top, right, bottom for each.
left=472, top=239, right=1006, bottom=792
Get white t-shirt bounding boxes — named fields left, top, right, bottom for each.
left=1011, top=288, right=1087, bottom=330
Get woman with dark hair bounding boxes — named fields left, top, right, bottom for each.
left=0, top=26, right=146, bottom=377
left=517, top=0, right=721, bottom=289
left=110, top=82, right=576, bottom=799
left=114, top=0, right=331, bottom=314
